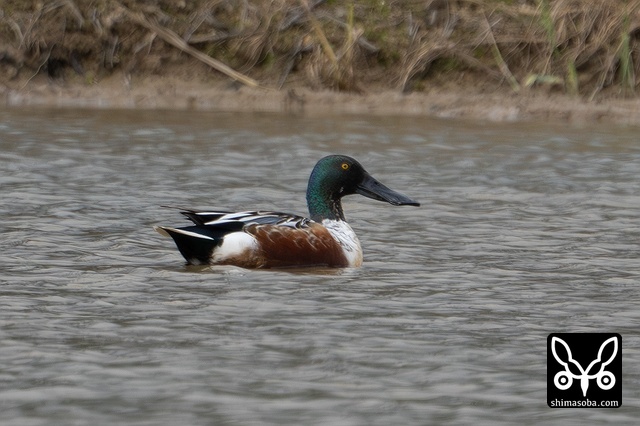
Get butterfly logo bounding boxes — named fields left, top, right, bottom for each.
left=551, top=336, right=618, bottom=397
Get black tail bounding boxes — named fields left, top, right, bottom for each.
left=157, top=226, right=223, bottom=265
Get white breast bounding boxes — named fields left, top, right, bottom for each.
left=322, top=219, right=363, bottom=267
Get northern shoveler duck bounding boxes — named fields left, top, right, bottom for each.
left=155, top=155, right=419, bottom=268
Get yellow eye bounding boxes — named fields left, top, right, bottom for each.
left=341, top=163, right=350, bottom=170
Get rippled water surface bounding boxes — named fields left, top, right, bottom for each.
left=1, top=108, right=639, bottom=425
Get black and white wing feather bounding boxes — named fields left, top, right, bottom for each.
left=180, top=210, right=314, bottom=229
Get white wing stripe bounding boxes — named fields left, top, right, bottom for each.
left=190, top=210, right=313, bottom=229
left=171, top=228, right=215, bottom=240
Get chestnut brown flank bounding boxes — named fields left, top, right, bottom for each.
left=242, top=223, right=348, bottom=268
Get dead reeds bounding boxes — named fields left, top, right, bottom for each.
left=398, top=0, right=640, bottom=97
left=533, top=0, right=640, bottom=98
left=0, top=0, right=639, bottom=98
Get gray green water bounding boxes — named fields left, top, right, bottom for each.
left=1, top=108, right=638, bottom=424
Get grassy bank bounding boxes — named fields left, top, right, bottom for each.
left=1, top=0, right=639, bottom=100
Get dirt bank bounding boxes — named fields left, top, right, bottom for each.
left=5, top=70, right=640, bottom=125
left=2, top=1, right=640, bottom=124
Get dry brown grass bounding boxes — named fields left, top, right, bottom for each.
left=1, top=0, right=639, bottom=98
left=535, top=0, right=640, bottom=98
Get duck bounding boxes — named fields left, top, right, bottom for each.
left=155, top=155, right=419, bottom=268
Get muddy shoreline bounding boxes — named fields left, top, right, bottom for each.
left=3, top=1, right=640, bottom=125
left=4, top=75, right=640, bottom=126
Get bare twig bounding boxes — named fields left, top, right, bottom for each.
left=482, top=14, right=520, bottom=92
left=63, top=0, right=84, bottom=28
left=299, top=0, right=337, bottom=68
left=188, top=32, right=233, bottom=44
left=20, top=46, right=53, bottom=90
left=278, top=36, right=313, bottom=88
left=117, top=2, right=261, bottom=88
left=4, top=17, right=25, bottom=46
left=316, top=11, right=379, bottom=54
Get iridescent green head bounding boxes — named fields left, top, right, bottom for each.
left=305, top=155, right=420, bottom=222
